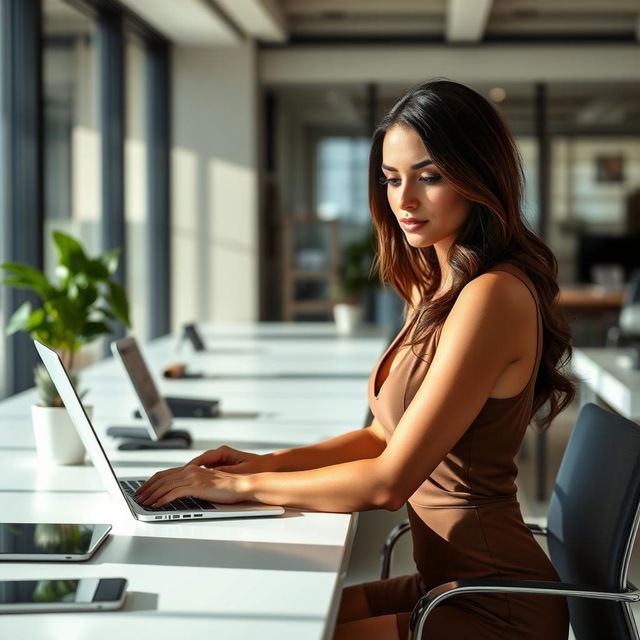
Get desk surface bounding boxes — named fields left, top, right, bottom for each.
left=559, top=285, right=625, bottom=310
left=572, top=347, right=640, bottom=420
left=0, top=322, right=387, bottom=639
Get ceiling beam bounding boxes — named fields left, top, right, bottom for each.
left=118, top=0, right=240, bottom=45
left=214, top=0, right=288, bottom=43
left=261, top=44, right=640, bottom=84
left=446, top=0, right=493, bottom=42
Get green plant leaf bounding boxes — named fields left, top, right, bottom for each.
left=2, top=263, right=56, bottom=300
left=24, top=308, right=46, bottom=331
left=85, top=258, right=109, bottom=281
left=44, top=296, right=85, bottom=335
left=68, top=278, right=98, bottom=309
left=98, top=248, right=121, bottom=275
left=31, top=324, right=58, bottom=350
left=53, top=231, right=89, bottom=274
left=80, top=320, right=111, bottom=342
left=4, top=233, right=132, bottom=357
left=5, top=302, right=33, bottom=335
left=106, top=281, right=131, bottom=327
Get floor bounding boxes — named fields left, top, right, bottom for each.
left=343, top=400, right=640, bottom=638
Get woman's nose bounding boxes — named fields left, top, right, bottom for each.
left=397, top=184, right=418, bottom=210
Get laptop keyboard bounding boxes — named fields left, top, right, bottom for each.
left=120, top=479, right=217, bottom=512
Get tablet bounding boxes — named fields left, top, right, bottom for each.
left=0, top=523, right=112, bottom=561
left=0, top=577, right=127, bottom=613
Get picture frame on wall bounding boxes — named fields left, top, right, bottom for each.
left=595, top=154, right=625, bottom=183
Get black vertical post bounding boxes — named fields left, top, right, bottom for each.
left=260, top=89, right=276, bottom=321
left=534, top=82, right=550, bottom=241
left=365, top=82, right=378, bottom=323
left=97, top=8, right=125, bottom=339
left=1, top=0, right=43, bottom=395
left=366, top=82, right=377, bottom=138
left=534, top=82, right=549, bottom=501
left=146, top=39, right=171, bottom=338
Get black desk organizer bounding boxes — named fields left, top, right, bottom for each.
left=106, top=425, right=192, bottom=450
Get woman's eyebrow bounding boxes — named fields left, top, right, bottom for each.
left=381, top=159, right=433, bottom=171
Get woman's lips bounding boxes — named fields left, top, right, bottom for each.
left=400, top=219, right=427, bottom=232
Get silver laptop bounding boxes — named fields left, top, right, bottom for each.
left=110, top=336, right=176, bottom=441
left=34, top=340, right=284, bottom=522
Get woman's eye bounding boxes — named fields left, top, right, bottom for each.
left=420, top=175, right=442, bottom=184
left=379, top=175, right=442, bottom=187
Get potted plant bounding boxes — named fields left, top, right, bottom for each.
left=2, top=231, right=131, bottom=465
left=333, top=230, right=379, bottom=335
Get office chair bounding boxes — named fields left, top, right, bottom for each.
left=379, top=403, right=640, bottom=640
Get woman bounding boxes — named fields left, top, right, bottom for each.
left=136, top=80, right=574, bottom=639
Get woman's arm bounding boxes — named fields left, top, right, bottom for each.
left=190, top=420, right=387, bottom=474
left=264, top=419, right=387, bottom=471
left=137, top=273, right=534, bottom=512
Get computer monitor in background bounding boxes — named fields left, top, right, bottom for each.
left=576, top=233, right=640, bottom=284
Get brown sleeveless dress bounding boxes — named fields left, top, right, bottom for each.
left=364, top=264, right=569, bottom=639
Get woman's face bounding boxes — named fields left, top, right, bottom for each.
left=381, top=123, right=471, bottom=249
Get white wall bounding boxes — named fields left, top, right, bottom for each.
left=171, top=41, right=258, bottom=328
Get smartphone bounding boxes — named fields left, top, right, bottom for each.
left=0, top=523, right=111, bottom=561
left=0, top=578, right=127, bottom=613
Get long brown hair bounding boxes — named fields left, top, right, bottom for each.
left=369, top=79, right=574, bottom=430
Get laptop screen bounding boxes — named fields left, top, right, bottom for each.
left=33, top=340, right=135, bottom=516
left=110, top=337, right=172, bottom=440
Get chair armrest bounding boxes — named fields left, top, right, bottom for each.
left=410, top=578, right=640, bottom=639
left=525, top=521, right=548, bottom=536
left=379, top=519, right=411, bottom=580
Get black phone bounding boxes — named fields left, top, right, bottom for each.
left=0, top=577, right=127, bottom=613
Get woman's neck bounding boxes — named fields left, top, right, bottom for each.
left=433, top=239, right=454, bottom=299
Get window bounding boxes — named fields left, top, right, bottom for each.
left=43, top=0, right=101, bottom=274
left=314, top=136, right=370, bottom=224
left=124, top=33, right=151, bottom=341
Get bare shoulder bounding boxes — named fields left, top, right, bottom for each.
left=436, top=270, right=537, bottom=364
left=455, top=269, right=536, bottom=322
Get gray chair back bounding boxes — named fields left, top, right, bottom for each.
left=547, top=403, right=640, bottom=639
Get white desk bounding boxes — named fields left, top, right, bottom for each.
left=0, top=322, right=387, bottom=639
left=572, top=347, right=640, bottom=421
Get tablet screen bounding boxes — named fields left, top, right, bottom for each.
left=0, top=523, right=111, bottom=560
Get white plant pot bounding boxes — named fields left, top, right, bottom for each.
left=31, top=404, right=91, bottom=466
left=333, top=303, right=362, bottom=336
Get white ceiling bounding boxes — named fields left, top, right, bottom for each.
left=113, top=0, right=640, bottom=46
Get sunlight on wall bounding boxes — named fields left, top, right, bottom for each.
left=208, top=157, right=258, bottom=322
left=171, top=146, right=201, bottom=328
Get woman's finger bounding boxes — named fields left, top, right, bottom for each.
left=187, top=446, right=239, bottom=468
left=141, top=473, right=191, bottom=506
left=137, top=466, right=186, bottom=502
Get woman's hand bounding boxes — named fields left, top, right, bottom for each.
left=186, top=445, right=272, bottom=474
left=135, top=465, right=251, bottom=508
